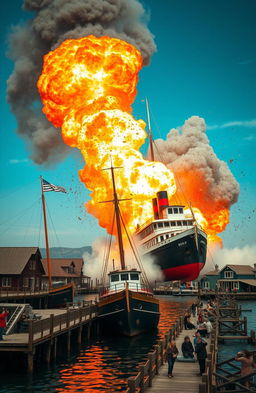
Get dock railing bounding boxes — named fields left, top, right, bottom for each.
left=28, top=304, right=97, bottom=347
left=124, top=308, right=189, bottom=393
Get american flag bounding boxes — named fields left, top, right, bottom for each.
left=42, top=178, right=67, bottom=193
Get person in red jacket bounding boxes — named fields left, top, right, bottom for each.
left=0, top=308, right=9, bottom=340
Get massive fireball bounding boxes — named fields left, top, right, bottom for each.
left=38, top=35, right=176, bottom=236
left=38, top=35, right=229, bottom=248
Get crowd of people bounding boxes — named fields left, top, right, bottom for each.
left=165, top=301, right=213, bottom=378
left=165, top=300, right=255, bottom=386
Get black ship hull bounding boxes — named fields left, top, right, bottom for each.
left=48, top=283, right=74, bottom=308
left=144, top=228, right=207, bottom=282
left=98, top=289, right=159, bottom=337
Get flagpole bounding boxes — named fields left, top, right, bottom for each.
left=40, top=176, right=52, bottom=289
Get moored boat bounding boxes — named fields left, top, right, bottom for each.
left=97, top=164, right=160, bottom=336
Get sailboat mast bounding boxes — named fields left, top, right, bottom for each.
left=40, top=176, right=52, bottom=289
left=110, top=166, right=126, bottom=270
left=146, top=97, right=155, bottom=161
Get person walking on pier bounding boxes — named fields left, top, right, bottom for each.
left=195, top=337, right=207, bottom=376
left=0, top=308, right=9, bottom=340
left=166, top=340, right=179, bottom=378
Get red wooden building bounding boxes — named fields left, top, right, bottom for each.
left=0, top=247, right=45, bottom=291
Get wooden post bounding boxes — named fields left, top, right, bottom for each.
left=77, top=325, right=82, bottom=346
left=50, top=314, right=54, bottom=336
left=139, top=364, right=144, bottom=393
left=244, top=316, right=247, bottom=335
left=52, top=337, right=57, bottom=360
left=67, top=331, right=71, bottom=355
left=27, top=352, right=34, bottom=374
left=28, top=320, right=33, bottom=353
left=127, top=377, right=136, bottom=393
left=148, top=353, right=153, bottom=387
left=45, top=341, right=51, bottom=363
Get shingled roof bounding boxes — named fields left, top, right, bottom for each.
left=42, top=258, right=84, bottom=278
left=221, top=264, right=255, bottom=275
left=0, top=247, right=41, bottom=274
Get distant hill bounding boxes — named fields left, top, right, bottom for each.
left=40, top=246, right=92, bottom=259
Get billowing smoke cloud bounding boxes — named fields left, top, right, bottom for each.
left=153, top=116, right=240, bottom=237
left=84, top=237, right=163, bottom=283
left=7, top=0, right=156, bottom=164
left=202, top=244, right=256, bottom=273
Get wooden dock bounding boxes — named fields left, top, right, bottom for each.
left=125, top=306, right=216, bottom=393
left=147, top=324, right=209, bottom=393
left=0, top=303, right=98, bottom=372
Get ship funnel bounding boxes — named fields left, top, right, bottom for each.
left=152, top=198, right=159, bottom=220
left=157, top=191, right=169, bottom=219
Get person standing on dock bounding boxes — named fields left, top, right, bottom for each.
left=0, top=308, right=9, bottom=340
left=166, top=340, right=179, bottom=378
left=195, top=337, right=207, bottom=376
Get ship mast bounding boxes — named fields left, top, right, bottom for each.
left=103, top=164, right=126, bottom=270
left=40, top=176, right=52, bottom=289
left=146, top=97, right=155, bottom=161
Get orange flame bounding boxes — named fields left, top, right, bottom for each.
left=38, top=35, right=176, bottom=237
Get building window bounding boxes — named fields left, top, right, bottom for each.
left=176, top=221, right=182, bottom=226
left=171, top=221, right=176, bottom=226
left=168, top=208, right=173, bottom=214
left=224, top=271, right=234, bottom=279
left=179, top=208, right=183, bottom=214
left=111, top=274, right=119, bottom=282
left=204, top=281, right=209, bottom=289
left=173, top=208, right=178, bottom=214
left=164, top=221, right=170, bottom=227
left=232, top=282, right=239, bottom=290
left=2, top=277, right=12, bottom=287
left=160, top=235, right=164, bottom=242
left=182, top=221, right=187, bottom=226
left=158, top=222, right=163, bottom=228
left=130, top=273, right=139, bottom=280
left=153, top=223, right=157, bottom=229
left=23, top=277, right=29, bottom=287
left=121, top=273, right=129, bottom=281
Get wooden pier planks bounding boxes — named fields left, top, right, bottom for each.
left=148, top=317, right=210, bottom=393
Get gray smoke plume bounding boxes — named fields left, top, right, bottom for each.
left=153, top=116, right=239, bottom=211
left=7, top=0, right=156, bottom=164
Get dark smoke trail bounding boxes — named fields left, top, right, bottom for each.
left=7, top=0, right=156, bottom=164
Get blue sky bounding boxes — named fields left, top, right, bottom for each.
left=0, top=0, right=255, bottom=251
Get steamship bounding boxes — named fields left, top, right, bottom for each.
left=135, top=99, right=207, bottom=282
left=135, top=190, right=207, bottom=282
left=98, top=165, right=160, bottom=336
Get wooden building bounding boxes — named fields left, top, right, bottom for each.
left=200, top=264, right=256, bottom=293
left=42, top=258, right=90, bottom=289
left=0, top=247, right=45, bottom=291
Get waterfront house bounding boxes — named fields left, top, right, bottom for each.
left=0, top=247, right=45, bottom=291
left=218, top=264, right=256, bottom=292
left=200, top=264, right=256, bottom=293
left=42, top=258, right=90, bottom=289
left=200, top=265, right=220, bottom=291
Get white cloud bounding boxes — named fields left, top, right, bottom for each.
left=9, top=158, right=28, bottom=164
left=207, top=119, right=256, bottom=130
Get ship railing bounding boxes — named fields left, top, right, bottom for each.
left=134, top=217, right=154, bottom=234
left=100, top=282, right=154, bottom=296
